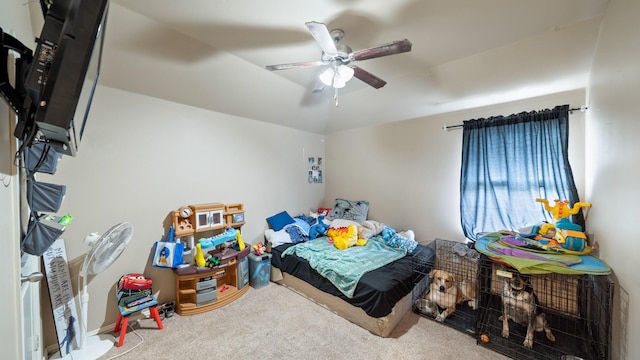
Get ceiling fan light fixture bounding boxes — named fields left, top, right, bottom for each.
left=319, top=67, right=334, bottom=86
left=319, top=65, right=354, bottom=88
left=332, top=77, right=347, bottom=89
left=338, top=65, right=355, bottom=81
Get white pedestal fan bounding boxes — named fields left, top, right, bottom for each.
left=51, top=222, right=133, bottom=360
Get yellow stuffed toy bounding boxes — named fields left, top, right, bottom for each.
left=327, top=224, right=367, bottom=250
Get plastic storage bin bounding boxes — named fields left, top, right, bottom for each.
left=248, top=252, right=272, bottom=288
left=237, top=256, right=249, bottom=290
left=236, top=245, right=251, bottom=290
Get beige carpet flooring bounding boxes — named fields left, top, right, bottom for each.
left=99, top=283, right=509, bottom=360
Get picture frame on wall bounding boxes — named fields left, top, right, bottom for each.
left=307, top=155, right=323, bottom=183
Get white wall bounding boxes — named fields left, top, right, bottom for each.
left=586, top=0, right=640, bottom=358
left=325, top=89, right=586, bottom=244
left=36, top=86, right=325, bottom=349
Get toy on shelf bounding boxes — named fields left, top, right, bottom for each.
left=205, top=256, right=220, bottom=268
left=533, top=199, right=593, bottom=252
left=198, top=227, right=237, bottom=249
left=530, top=222, right=562, bottom=246
left=236, top=230, right=245, bottom=251
left=195, top=243, right=206, bottom=267
left=59, top=214, right=73, bottom=226
left=253, top=242, right=266, bottom=255
left=198, top=227, right=238, bottom=250
left=535, top=198, right=591, bottom=223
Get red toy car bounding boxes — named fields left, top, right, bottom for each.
left=118, top=273, right=152, bottom=292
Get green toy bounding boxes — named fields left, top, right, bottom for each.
left=58, top=214, right=73, bottom=226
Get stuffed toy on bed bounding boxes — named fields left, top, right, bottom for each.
left=327, top=224, right=367, bottom=250
left=309, top=215, right=329, bottom=239
left=380, top=226, right=419, bottom=253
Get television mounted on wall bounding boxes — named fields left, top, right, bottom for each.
left=0, top=0, right=109, bottom=157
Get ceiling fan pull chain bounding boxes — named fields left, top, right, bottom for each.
left=331, top=71, right=339, bottom=107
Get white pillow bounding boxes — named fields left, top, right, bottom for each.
left=264, top=229, right=293, bottom=248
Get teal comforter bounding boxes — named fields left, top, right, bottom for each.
left=281, top=236, right=407, bottom=298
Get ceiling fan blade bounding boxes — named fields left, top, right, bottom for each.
left=265, top=60, right=325, bottom=71
left=350, top=39, right=412, bottom=61
left=305, top=21, right=338, bottom=56
left=353, top=66, right=387, bottom=89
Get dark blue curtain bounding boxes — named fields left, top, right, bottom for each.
left=460, top=104, right=583, bottom=240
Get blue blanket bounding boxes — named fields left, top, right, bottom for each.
left=281, top=236, right=407, bottom=298
left=284, top=218, right=311, bottom=243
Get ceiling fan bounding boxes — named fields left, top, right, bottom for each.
left=265, top=21, right=412, bottom=105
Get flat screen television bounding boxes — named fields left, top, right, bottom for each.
left=0, top=0, right=109, bottom=157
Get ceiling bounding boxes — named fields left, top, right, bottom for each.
left=103, top=0, right=610, bottom=134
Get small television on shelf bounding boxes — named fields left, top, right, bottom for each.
left=0, top=0, right=109, bottom=157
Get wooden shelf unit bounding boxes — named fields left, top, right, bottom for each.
left=174, top=247, right=250, bottom=315
left=224, top=203, right=245, bottom=228
left=172, top=202, right=245, bottom=237
left=171, top=202, right=248, bottom=315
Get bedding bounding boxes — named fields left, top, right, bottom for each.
left=264, top=228, right=293, bottom=248
left=265, top=203, right=434, bottom=336
left=271, top=240, right=434, bottom=318
left=281, top=236, right=407, bottom=298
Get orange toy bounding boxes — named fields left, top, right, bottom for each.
left=253, top=242, right=266, bottom=255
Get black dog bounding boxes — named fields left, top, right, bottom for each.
left=500, top=272, right=556, bottom=348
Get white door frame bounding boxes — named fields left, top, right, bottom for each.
left=21, top=253, right=44, bottom=360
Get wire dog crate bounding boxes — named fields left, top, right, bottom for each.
left=413, top=238, right=481, bottom=336
left=476, top=256, right=613, bottom=360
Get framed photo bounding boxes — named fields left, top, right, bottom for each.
left=232, top=212, right=245, bottom=223
left=307, top=154, right=323, bottom=184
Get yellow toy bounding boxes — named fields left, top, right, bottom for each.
left=236, top=230, right=245, bottom=251
left=534, top=198, right=592, bottom=252
left=327, top=225, right=367, bottom=250
left=536, top=222, right=563, bottom=245
left=195, top=243, right=206, bottom=267
left=535, top=198, right=591, bottom=222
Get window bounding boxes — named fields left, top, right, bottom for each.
left=460, top=105, right=584, bottom=240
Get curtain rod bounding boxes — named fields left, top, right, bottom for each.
left=441, top=106, right=588, bottom=131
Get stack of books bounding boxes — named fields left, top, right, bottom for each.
left=116, top=273, right=157, bottom=315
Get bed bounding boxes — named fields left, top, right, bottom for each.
left=270, top=241, right=434, bottom=337
left=264, top=200, right=435, bottom=337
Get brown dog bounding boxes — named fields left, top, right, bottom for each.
left=426, top=269, right=477, bottom=322
left=500, top=272, right=556, bottom=348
